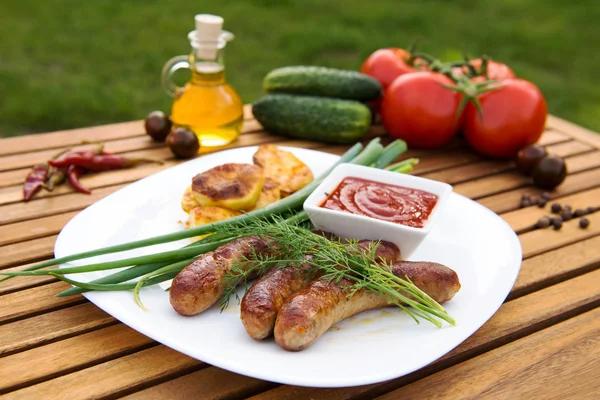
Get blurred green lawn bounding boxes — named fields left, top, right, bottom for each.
left=1, top=0, right=599, bottom=137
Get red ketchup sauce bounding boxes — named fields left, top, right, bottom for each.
left=319, top=177, right=439, bottom=228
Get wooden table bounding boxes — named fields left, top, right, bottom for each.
left=1, top=107, right=599, bottom=399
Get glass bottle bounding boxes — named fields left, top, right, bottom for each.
left=161, top=14, right=243, bottom=147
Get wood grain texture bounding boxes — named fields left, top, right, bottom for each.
left=0, top=324, right=154, bottom=393
left=519, top=211, right=600, bottom=258
left=123, top=367, right=276, bottom=400
left=246, top=269, right=600, bottom=400
left=0, top=281, right=84, bottom=325
left=0, top=303, right=114, bottom=356
left=0, top=235, right=56, bottom=268
left=479, top=167, right=600, bottom=214
left=3, top=345, right=201, bottom=400
left=547, top=114, right=600, bottom=149
left=502, top=186, right=600, bottom=233
left=0, top=211, right=77, bottom=246
left=511, top=235, right=600, bottom=299
left=0, top=183, right=127, bottom=225
left=0, top=262, right=56, bottom=295
left=374, top=308, right=600, bottom=400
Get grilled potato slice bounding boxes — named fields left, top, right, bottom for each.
left=188, top=206, right=243, bottom=241
left=192, top=163, right=265, bottom=210
left=247, top=178, right=281, bottom=211
left=252, top=144, right=313, bottom=196
left=181, top=186, right=199, bottom=214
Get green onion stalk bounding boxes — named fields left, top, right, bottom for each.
left=1, top=138, right=413, bottom=297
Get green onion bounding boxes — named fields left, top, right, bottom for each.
left=385, top=158, right=420, bottom=173
left=373, top=139, right=408, bottom=169
left=50, top=269, right=180, bottom=292
left=1, top=141, right=367, bottom=280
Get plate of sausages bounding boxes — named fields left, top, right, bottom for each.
left=54, top=146, right=522, bottom=388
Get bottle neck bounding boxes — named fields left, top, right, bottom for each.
left=189, top=41, right=226, bottom=84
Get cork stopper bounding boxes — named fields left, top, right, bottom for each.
left=193, top=14, right=224, bottom=59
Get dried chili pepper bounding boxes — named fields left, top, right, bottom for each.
left=49, top=152, right=162, bottom=171
left=67, top=165, right=91, bottom=195
left=23, top=163, right=50, bottom=201
left=45, top=167, right=67, bottom=191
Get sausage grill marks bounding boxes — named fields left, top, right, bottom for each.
left=274, top=260, right=461, bottom=351
left=240, top=239, right=401, bottom=340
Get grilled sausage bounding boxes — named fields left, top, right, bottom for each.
left=169, top=236, right=272, bottom=316
left=274, top=260, right=460, bottom=351
left=240, top=240, right=401, bottom=340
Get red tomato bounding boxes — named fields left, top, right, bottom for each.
left=380, top=71, right=463, bottom=149
left=462, top=79, right=547, bottom=158
left=360, top=48, right=428, bottom=89
left=453, top=58, right=516, bottom=82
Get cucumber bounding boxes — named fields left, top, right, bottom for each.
left=252, top=93, right=372, bottom=144
left=263, top=66, right=382, bottom=101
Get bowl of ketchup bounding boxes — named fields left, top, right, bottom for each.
left=303, top=163, right=453, bottom=258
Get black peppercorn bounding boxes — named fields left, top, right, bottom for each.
left=541, top=192, right=552, bottom=200
left=537, top=198, right=548, bottom=208
left=520, top=199, right=532, bottom=208
left=550, top=203, right=562, bottom=214
left=574, top=208, right=586, bottom=217
left=561, top=210, right=573, bottom=221
left=552, top=218, right=563, bottom=230
left=536, top=216, right=551, bottom=229
left=587, top=206, right=598, bottom=214
left=579, top=218, right=590, bottom=229
left=564, top=205, right=572, bottom=212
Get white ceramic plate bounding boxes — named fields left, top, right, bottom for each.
left=55, top=146, right=522, bottom=388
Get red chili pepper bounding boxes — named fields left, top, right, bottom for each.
left=67, top=165, right=91, bottom=194
left=23, top=163, right=50, bottom=201
left=49, top=145, right=162, bottom=172
left=45, top=167, right=67, bottom=191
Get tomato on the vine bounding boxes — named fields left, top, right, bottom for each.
left=462, top=79, right=547, bottom=158
left=380, top=71, right=463, bottom=149
left=360, top=48, right=428, bottom=89
left=453, top=58, right=516, bottom=82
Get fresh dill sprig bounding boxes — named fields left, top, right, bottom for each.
left=214, top=216, right=455, bottom=327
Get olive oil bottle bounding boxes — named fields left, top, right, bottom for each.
left=162, top=14, right=243, bottom=147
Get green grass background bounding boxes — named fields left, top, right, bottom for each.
left=1, top=0, right=599, bottom=137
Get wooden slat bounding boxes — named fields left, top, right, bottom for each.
left=246, top=269, right=600, bottom=400
left=2, top=345, right=201, bottom=399
left=547, top=114, right=600, bottom=149
left=479, top=167, right=600, bottom=214
left=511, top=235, right=600, bottom=300
left=0, top=169, right=31, bottom=189
left=519, top=209, right=600, bottom=259
left=0, top=281, right=84, bottom=325
left=0, top=104, right=253, bottom=159
left=0, top=212, right=77, bottom=246
left=0, top=134, right=321, bottom=206
left=0, top=136, right=164, bottom=172
left=0, top=121, right=145, bottom=157
left=374, top=308, right=600, bottom=400
left=0, top=324, right=154, bottom=393
left=122, top=366, right=276, bottom=400
left=454, top=150, right=600, bottom=200
left=0, top=262, right=56, bottom=295
left=502, top=186, right=600, bottom=233
left=0, top=235, right=56, bottom=269
left=0, top=183, right=127, bottom=226
left=536, top=129, right=571, bottom=146
left=0, top=303, right=114, bottom=356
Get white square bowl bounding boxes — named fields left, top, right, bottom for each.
left=303, top=163, right=453, bottom=259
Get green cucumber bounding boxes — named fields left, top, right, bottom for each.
left=263, top=66, right=382, bottom=101
left=252, top=93, right=372, bottom=144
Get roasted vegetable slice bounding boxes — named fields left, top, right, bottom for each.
left=181, top=186, right=198, bottom=214
left=192, top=163, right=265, bottom=210
left=247, top=178, right=281, bottom=211
left=252, top=144, right=313, bottom=196
left=188, top=206, right=243, bottom=241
